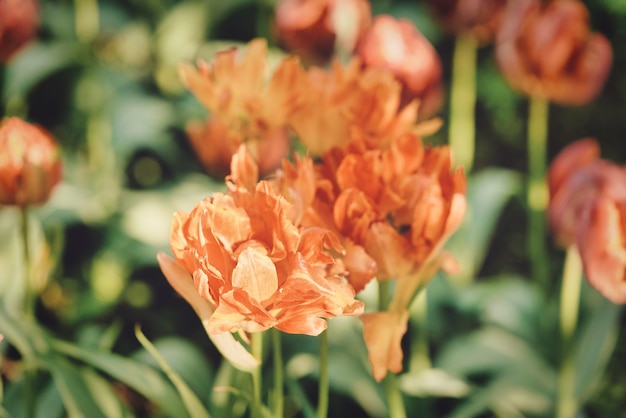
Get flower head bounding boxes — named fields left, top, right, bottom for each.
left=0, top=117, right=62, bottom=206
left=0, top=0, right=38, bottom=63
left=179, top=39, right=304, bottom=176
left=427, top=0, right=507, bottom=44
left=548, top=138, right=626, bottom=303
left=274, top=0, right=371, bottom=63
left=167, top=146, right=363, bottom=336
left=290, top=58, right=422, bottom=155
left=496, top=0, right=612, bottom=105
left=355, top=15, right=444, bottom=119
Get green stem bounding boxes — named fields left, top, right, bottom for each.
left=74, top=0, right=99, bottom=43
left=20, top=208, right=35, bottom=322
left=20, top=208, right=34, bottom=418
left=377, top=280, right=407, bottom=418
left=527, top=96, right=550, bottom=287
left=251, top=332, right=263, bottom=418
left=383, top=373, right=407, bottom=418
left=556, top=246, right=582, bottom=418
left=448, top=34, right=478, bottom=173
left=316, top=330, right=329, bottom=418
left=409, top=289, right=430, bottom=372
left=272, top=329, right=284, bottom=418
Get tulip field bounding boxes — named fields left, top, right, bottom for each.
left=1, top=0, right=625, bottom=417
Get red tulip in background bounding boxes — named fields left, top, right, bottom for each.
left=548, top=138, right=626, bottom=304
left=0, top=117, right=63, bottom=206
left=496, top=0, right=612, bottom=105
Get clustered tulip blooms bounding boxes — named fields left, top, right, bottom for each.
left=0, top=117, right=62, bottom=207
left=0, top=0, right=39, bottom=63
left=548, top=139, right=626, bottom=304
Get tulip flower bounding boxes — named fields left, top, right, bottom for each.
left=0, top=117, right=62, bottom=206
left=289, top=58, right=423, bottom=155
left=355, top=15, right=444, bottom=119
left=548, top=138, right=626, bottom=304
left=179, top=39, right=304, bottom=177
left=274, top=0, right=371, bottom=63
left=427, top=0, right=507, bottom=44
left=496, top=0, right=612, bottom=105
left=322, top=134, right=466, bottom=380
left=0, top=0, right=39, bottom=63
left=159, top=146, right=364, bottom=369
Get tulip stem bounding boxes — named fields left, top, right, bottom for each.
left=557, top=245, right=582, bottom=418
left=250, top=331, right=263, bottom=418
left=378, top=280, right=407, bottom=418
left=527, top=96, right=550, bottom=287
left=74, top=0, right=99, bottom=43
left=20, top=208, right=35, bottom=321
left=272, top=329, right=284, bottom=418
left=449, top=34, right=478, bottom=173
left=316, top=329, right=330, bottom=418
left=409, top=289, right=430, bottom=372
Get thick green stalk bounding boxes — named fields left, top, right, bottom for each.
left=448, top=34, right=478, bottom=173
left=316, top=330, right=329, bottom=418
left=272, top=329, right=284, bottom=418
left=251, top=332, right=264, bottom=418
left=409, top=290, right=430, bottom=372
left=527, top=96, right=550, bottom=287
left=556, top=246, right=583, bottom=418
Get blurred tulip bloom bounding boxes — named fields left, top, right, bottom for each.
left=0, top=117, right=62, bottom=206
left=322, top=134, right=466, bottom=380
left=355, top=15, right=444, bottom=119
left=548, top=139, right=626, bottom=304
left=290, top=58, right=424, bottom=155
left=427, top=0, right=507, bottom=44
left=179, top=39, right=303, bottom=177
left=162, top=145, right=363, bottom=343
left=274, top=0, right=371, bottom=63
left=0, top=0, right=39, bottom=63
left=496, top=0, right=612, bottom=105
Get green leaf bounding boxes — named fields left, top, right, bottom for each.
left=47, top=357, right=108, bottom=418
left=52, top=339, right=189, bottom=417
left=2, top=42, right=78, bottom=100
left=445, top=168, right=522, bottom=284
left=574, top=298, right=622, bottom=402
left=135, top=325, right=212, bottom=418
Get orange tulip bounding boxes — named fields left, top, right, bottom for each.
left=274, top=0, right=371, bottom=63
left=496, top=0, right=612, bottom=105
left=165, top=146, right=364, bottom=338
left=322, top=134, right=466, bottom=380
left=289, top=58, right=422, bottom=155
left=179, top=39, right=303, bottom=176
left=355, top=15, right=444, bottom=119
left=548, top=139, right=626, bottom=303
left=0, top=117, right=62, bottom=206
left=0, top=0, right=38, bottom=63
left=426, top=0, right=507, bottom=44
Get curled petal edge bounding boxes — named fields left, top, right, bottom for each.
left=157, top=252, right=259, bottom=372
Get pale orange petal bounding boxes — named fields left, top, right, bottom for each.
left=157, top=252, right=259, bottom=371
left=361, top=310, right=409, bottom=382
left=232, top=247, right=279, bottom=303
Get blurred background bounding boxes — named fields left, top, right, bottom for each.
left=1, top=0, right=625, bottom=417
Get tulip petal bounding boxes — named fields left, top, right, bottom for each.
left=361, top=310, right=409, bottom=382
left=157, top=252, right=259, bottom=371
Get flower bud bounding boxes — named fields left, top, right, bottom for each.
left=355, top=15, right=444, bottom=119
left=496, top=0, right=612, bottom=105
left=426, top=0, right=507, bottom=44
left=274, top=0, right=371, bottom=63
left=0, top=0, right=39, bottom=63
left=0, top=117, right=62, bottom=206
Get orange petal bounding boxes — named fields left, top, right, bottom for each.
left=232, top=247, right=279, bottom=303
left=361, top=310, right=409, bottom=382
left=548, top=138, right=600, bottom=198
left=576, top=198, right=626, bottom=304
left=156, top=252, right=259, bottom=371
